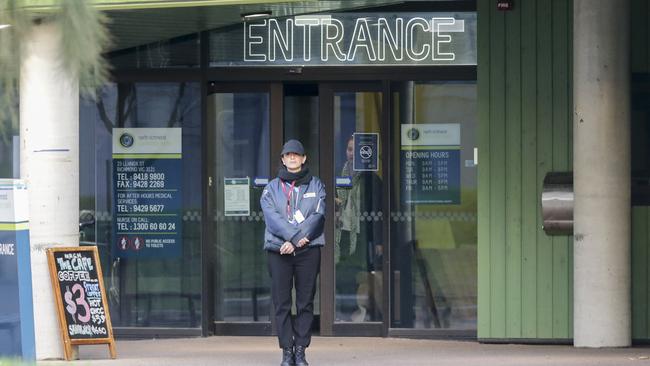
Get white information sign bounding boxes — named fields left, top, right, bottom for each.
left=224, top=178, right=251, bottom=216
left=401, top=123, right=461, bottom=146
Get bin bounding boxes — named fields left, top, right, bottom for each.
left=0, top=179, right=35, bottom=360
left=541, top=172, right=573, bottom=235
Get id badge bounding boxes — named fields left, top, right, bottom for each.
left=294, top=210, right=305, bottom=224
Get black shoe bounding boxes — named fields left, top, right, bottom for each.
left=294, top=346, right=309, bottom=366
left=281, top=346, right=295, bottom=366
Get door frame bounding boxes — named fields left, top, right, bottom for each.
left=318, top=82, right=390, bottom=337
left=204, top=65, right=477, bottom=338
left=206, top=81, right=392, bottom=337
left=206, top=82, right=283, bottom=336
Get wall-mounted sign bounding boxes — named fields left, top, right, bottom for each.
left=210, top=12, right=477, bottom=67
left=497, top=1, right=514, bottom=11
left=353, top=133, right=379, bottom=172
left=401, top=124, right=461, bottom=204
left=112, top=128, right=182, bottom=259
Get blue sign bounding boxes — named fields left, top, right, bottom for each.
left=400, top=124, right=461, bottom=204
left=112, top=128, right=183, bottom=259
left=353, top=133, right=379, bottom=172
left=401, top=149, right=461, bottom=204
left=0, top=181, right=35, bottom=360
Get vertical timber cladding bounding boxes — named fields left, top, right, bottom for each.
left=477, top=0, right=572, bottom=340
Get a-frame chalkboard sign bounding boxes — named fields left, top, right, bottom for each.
left=47, top=246, right=116, bottom=360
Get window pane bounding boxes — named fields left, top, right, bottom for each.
left=108, top=34, right=200, bottom=69
left=390, top=81, right=477, bottom=330
left=334, top=91, right=384, bottom=323
left=209, top=92, right=271, bottom=321
left=80, top=82, right=203, bottom=327
left=283, top=85, right=321, bottom=318
left=0, top=89, right=19, bottom=178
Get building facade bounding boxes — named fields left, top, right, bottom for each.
left=1, top=0, right=647, bottom=348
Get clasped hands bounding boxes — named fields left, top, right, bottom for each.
left=280, top=237, right=309, bottom=255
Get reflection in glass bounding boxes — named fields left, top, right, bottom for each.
left=0, top=116, right=19, bottom=179
left=108, top=34, right=200, bottom=69
left=80, top=82, right=203, bottom=327
left=334, top=92, right=383, bottom=323
left=390, top=81, right=477, bottom=330
left=284, top=85, right=320, bottom=175
left=209, top=92, right=271, bottom=321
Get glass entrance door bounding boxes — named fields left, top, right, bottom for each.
left=207, top=84, right=278, bottom=334
left=319, top=83, right=387, bottom=336
left=208, top=82, right=389, bottom=336
left=207, top=80, right=477, bottom=337
left=389, top=81, right=477, bottom=334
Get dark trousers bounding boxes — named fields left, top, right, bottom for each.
left=267, top=247, right=321, bottom=349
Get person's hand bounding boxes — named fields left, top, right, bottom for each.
left=297, top=237, right=310, bottom=247
left=375, top=245, right=383, bottom=256
left=280, top=241, right=295, bottom=255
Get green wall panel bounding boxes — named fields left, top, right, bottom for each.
left=520, top=0, right=539, bottom=339
left=476, top=0, right=492, bottom=337
left=477, top=0, right=573, bottom=340
left=631, top=0, right=650, bottom=342
left=480, top=0, right=650, bottom=341
left=504, top=2, right=522, bottom=338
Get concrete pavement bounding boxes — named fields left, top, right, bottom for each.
left=36, top=336, right=650, bottom=366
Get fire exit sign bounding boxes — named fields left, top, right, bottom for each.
left=497, top=1, right=513, bottom=11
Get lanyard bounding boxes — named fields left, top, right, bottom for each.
left=281, top=180, right=297, bottom=220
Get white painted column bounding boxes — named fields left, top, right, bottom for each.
left=573, top=0, right=631, bottom=348
left=20, top=20, right=79, bottom=359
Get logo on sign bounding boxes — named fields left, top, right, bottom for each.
left=119, top=133, right=134, bottom=148
left=406, top=128, right=420, bottom=141
left=360, top=145, right=373, bottom=159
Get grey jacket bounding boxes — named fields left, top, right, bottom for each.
left=260, top=176, right=326, bottom=253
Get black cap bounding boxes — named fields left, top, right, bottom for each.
left=281, top=139, right=305, bottom=156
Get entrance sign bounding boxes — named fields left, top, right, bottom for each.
left=47, top=246, right=116, bottom=361
left=224, top=178, right=251, bottom=216
left=0, top=180, right=35, bottom=360
left=112, top=128, right=183, bottom=258
left=401, top=124, right=461, bottom=204
left=353, top=133, right=379, bottom=171
left=210, top=12, right=476, bottom=66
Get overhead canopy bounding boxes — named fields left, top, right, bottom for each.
left=17, top=0, right=408, bottom=52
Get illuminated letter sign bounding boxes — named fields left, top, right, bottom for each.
left=378, top=18, right=403, bottom=62
left=347, top=18, right=377, bottom=62
left=404, top=17, right=430, bottom=61
left=244, top=21, right=267, bottom=61
left=269, top=19, right=293, bottom=61
left=321, top=18, right=346, bottom=61
left=220, top=12, right=476, bottom=66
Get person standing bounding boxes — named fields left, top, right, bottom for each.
left=261, top=139, right=326, bottom=366
left=335, top=135, right=383, bottom=322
